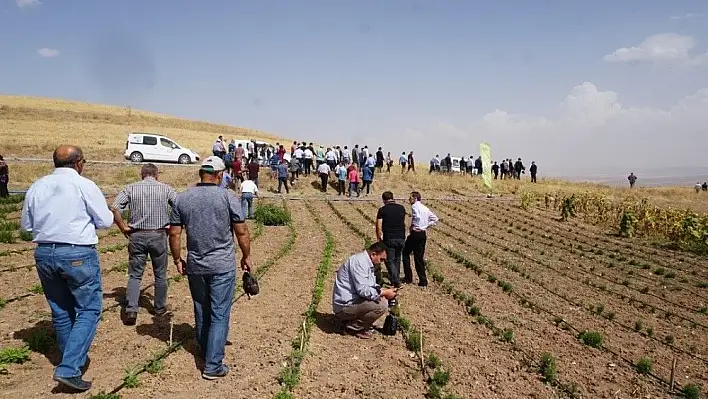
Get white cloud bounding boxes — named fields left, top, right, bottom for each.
left=37, top=48, right=60, bottom=58
left=396, top=82, right=708, bottom=174
left=603, top=33, right=708, bottom=66
left=16, top=0, right=41, bottom=8
left=670, top=12, right=702, bottom=20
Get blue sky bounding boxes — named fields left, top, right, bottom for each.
left=2, top=0, right=707, bottom=174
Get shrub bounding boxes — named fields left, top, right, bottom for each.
left=0, top=346, right=31, bottom=364
left=579, top=330, right=603, bottom=348
left=635, top=357, right=652, bottom=374
left=682, top=384, right=701, bottom=399
left=539, top=352, right=557, bottom=383
left=0, top=221, right=19, bottom=231
left=19, top=230, right=32, bottom=241
left=430, top=368, right=450, bottom=386
left=406, top=329, right=424, bottom=352
left=426, top=353, right=442, bottom=369
left=634, top=319, right=643, bottom=332
left=0, top=231, right=14, bottom=244
left=254, top=203, right=291, bottom=226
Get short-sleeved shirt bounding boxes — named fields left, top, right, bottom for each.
left=169, top=183, right=244, bottom=275
left=317, top=163, right=331, bottom=175
left=247, top=162, right=260, bottom=179
left=399, top=156, right=407, bottom=164
left=348, top=169, right=359, bottom=183
left=377, top=202, right=406, bottom=240
left=336, top=166, right=347, bottom=180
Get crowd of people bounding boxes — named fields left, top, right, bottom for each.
left=17, top=144, right=442, bottom=392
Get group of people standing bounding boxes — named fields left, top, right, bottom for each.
left=21, top=146, right=252, bottom=391
left=332, top=190, right=438, bottom=339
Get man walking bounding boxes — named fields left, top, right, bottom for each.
left=376, top=191, right=406, bottom=287
left=0, top=154, right=8, bottom=198
left=21, top=145, right=114, bottom=391
left=317, top=161, right=331, bottom=193
left=402, top=192, right=437, bottom=287
left=529, top=161, right=538, bottom=183
left=239, top=177, right=258, bottom=219
left=277, top=159, right=290, bottom=194
left=111, top=164, right=177, bottom=326
left=332, top=242, right=397, bottom=339
left=168, top=156, right=252, bottom=380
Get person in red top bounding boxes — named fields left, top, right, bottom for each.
left=277, top=145, right=286, bottom=162
left=246, top=158, right=260, bottom=187
left=348, top=165, right=360, bottom=198
left=232, top=158, right=244, bottom=184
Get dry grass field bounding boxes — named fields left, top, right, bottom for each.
left=1, top=96, right=707, bottom=399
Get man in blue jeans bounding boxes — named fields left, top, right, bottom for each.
left=21, top=145, right=114, bottom=392
left=168, top=156, right=252, bottom=380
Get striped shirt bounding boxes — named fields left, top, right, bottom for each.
left=112, top=177, right=177, bottom=230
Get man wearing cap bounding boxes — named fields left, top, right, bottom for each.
left=168, top=156, right=252, bottom=380
left=110, top=163, right=177, bottom=326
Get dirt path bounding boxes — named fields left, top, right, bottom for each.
left=118, top=201, right=324, bottom=399
left=334, top=201, right=558, bottom=398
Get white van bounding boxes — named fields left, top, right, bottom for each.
left=124, top=133, right=200, bottom=164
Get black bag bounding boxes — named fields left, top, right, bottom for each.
left=382, top=314, right=398, bottom=336
left=242, top=272, right=259, bottom=298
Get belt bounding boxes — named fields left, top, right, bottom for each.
left=37, top=243, right=96, bottom=248
left=410, top=228, right=426, bottom=233
left=131, top=228, right=168, bottom=232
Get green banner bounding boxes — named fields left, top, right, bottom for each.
left=480, top=142, right=492, bottom=189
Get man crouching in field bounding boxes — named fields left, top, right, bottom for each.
left=332, top=242, right=397, bottom=339
left=168, top=156, right=252, bottom=380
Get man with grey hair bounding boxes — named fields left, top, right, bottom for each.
left=111, top=163, right=177, bottom=326
left=21, top=145, right=113, bottom=392
left=169, top=155, right=252, bottom=380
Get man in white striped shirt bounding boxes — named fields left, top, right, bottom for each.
left=402, top=191, right=438, bottom=287
left=111, top=164, right=177, bottom=326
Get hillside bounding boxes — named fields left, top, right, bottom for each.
left=0, top=94, right=290, bottom=161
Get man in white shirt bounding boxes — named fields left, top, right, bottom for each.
left=21, top=145, right=114, bottom=392
left=402, top=191, right=438, bottom=287
left=317, top=162, right=331, bottom=193
left=240, top=179, right=259, bottom=219
left=293, top=146, right=304, bottom=177
left=303, top=147, right=314, bottom=176
left=325, top=147, right=337, bottom=171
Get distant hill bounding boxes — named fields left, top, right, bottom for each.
left=0, top=94, right=291, bottom=160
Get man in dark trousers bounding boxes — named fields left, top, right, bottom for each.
left=491, top=161, right=499, bottom=179
left=402, top=191, right=438, bottom=287
left=376, top=191, right=406, bottom=288
left=111, top=163, right=177, bottom=326
left=529, top=161, right=538, bottom=183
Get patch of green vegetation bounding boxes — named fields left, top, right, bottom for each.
left=406, top=329, right=424, bottom=352
left=0, top=221, right=19, bottom=231
left=19, top=231, right=33, bottom=242
left=26, top=328, right=55, bottom=354
left=682, top=384, right=701, bottom=399
left=0, top=230, right=15, bottom=244
left=87, top=393, right=121, bottom=399
left=578, top=330, right=603, bottom=349
left=426, top=353, right=442, bottom=369
left=122, top=367, right=140, bottom=388
left=539, top=352, right=557, bottom=383
left=635, top=357, right=652, bottom=374
left=634, top=319, right=643, bottom=332
left=0, top=346, right=31, bottom=364
left=29, top=284, right=44, bottom=294
left=254, top=204, right=292, bottom=226
left=653, top=267, right=665, bottom=276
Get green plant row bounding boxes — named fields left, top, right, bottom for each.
left=91, top=216, right=278, bottom=397
left=428, top=233, right=693, bottom=393
left=274, top=201, right=334, bottom=399
left=461, top=199, right=708, bottom=293
left=425, top=261, right=580, bottom=397
left=432, top=203, right=708, bottom=336
left=329, top=202, right=459, bottom=399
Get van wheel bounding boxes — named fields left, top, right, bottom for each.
left=178, top=154, right=191, bottom=164
left=130, top=152, right=144, bottom=162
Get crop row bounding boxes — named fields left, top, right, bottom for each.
left=502, top=198, right=708, bottom=277
left=484, top=199, right=708, bottom=288
left=441, top=201, right=708, bottom=318
left=326, top=201, right=460, bottom=398
left=429, top=202, right=708, bottom=334
left=353, top=202, right=701, bottom=395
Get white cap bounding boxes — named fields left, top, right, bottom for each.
left=200, top=156, right=226, bottom=172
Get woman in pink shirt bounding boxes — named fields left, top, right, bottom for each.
left=348, top=165, right=360, bottom=198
